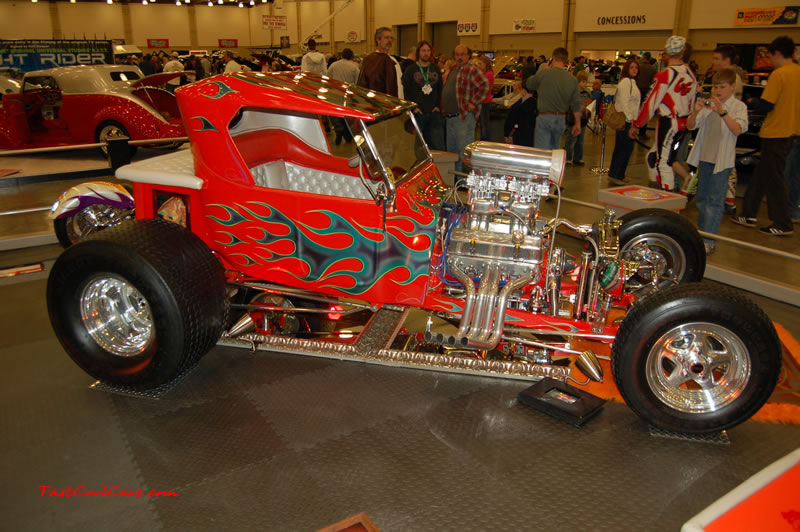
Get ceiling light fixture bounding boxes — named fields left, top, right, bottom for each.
left=208, top=1, right=212, bottom=5
left=176, top=0, right=180, bottom=4
left=249, top=0, right=254, bottom=5
left=238, top=1, right=243, bottom=6
left=70, top=0, right=76, bottom=3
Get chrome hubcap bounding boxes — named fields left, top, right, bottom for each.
left=622, top=233, right=685, bottom=287
left=99, top=125, right=125, bottom=142
left=80, top=274, right=154, bottom=357
left=645, top=322, right=750, bottom=413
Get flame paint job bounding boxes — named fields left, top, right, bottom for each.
left=203, top=162, right=445, bottom=305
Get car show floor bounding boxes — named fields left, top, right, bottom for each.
left=1, top=129, right=799, bottom=530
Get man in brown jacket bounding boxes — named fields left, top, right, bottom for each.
left=357, top=27, right=404, bottom=98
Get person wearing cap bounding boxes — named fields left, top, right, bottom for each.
left=629, top=36, right=697, bottom=191
left=163, top=51, right=184, bottom=93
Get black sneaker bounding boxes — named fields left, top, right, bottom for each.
left=759, top=224, right=793, bottom=236
left=574, top=161, right=585, bottom=167
left=608, top=176, right=629, bottom=186
left=732, top=216, right=757, bottom=227
left=724, top=203, right=736, bottom=216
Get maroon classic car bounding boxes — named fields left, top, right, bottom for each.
left=0, top=64, right=185, bottom=152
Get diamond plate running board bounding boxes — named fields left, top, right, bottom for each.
left=217, top=306, right=570, bottom=383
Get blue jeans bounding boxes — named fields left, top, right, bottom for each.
left=534, top=114, right=566, bottom=150
left=446, top=112, right=477, bottom=172
left=414, top=111, right=445, bottom=152
left=785, top=136, right=800, bottom=219
left=696, top=161, right=731, bottom=246
left=564, top=123, right=586, bottom=163
left=609, top=122, right=634, bottom=179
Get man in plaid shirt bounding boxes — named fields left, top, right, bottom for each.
left=442, top=45, right=490, bottom=171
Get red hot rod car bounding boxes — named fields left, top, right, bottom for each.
left=0, top=65, right=185, bottom=151
left=46, top=71, right=782, bottom=435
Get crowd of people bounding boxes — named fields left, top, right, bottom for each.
left=315, top=30, right=799, bottom=243
left=117, top=30, right=798, bottom=244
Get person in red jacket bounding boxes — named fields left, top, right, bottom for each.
left=629, top=36, right=697, bottom=191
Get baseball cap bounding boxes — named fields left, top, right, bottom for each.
left=665, top=36, right=686, bottom=56
left=171, top=51, right=179, bottom=57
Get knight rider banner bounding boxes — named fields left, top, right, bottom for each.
left=0, top=40, right=114, bottom=72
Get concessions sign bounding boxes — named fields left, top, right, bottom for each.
left=457, top=21, right=480, bottom=35
left=734, top=6, right=799, bottom=25
left=147, top=39, right=169, bottom=48
left=513, top=19, right=536, bottom=32
left=218, top=39, right=238, bottom=48
left=262, top=15, right=288, bottom=30
left=574, top=0, right=676, bottom=31
left=0, top=39, right=113, bottom=72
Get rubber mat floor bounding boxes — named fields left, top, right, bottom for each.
left=2, top=273, right=800, bottom=531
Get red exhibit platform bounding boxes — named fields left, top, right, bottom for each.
left=682, top=448, right=800, bottom=531
left=598, top=185, right=687, bottom=212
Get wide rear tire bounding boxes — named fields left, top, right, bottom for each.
left=47, top=219, right=228, bottom=389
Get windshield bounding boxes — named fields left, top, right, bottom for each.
left=351, top=110, right=430, bottom=184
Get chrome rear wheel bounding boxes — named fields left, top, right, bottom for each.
left=80, top=274, right=154, bottom=357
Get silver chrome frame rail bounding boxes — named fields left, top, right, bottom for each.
left=217, top=333, right=570, bottom=382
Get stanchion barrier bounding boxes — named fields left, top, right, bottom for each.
left=591, top=123, right=609, bottom=175
left=0, top=137, right=189, bottom=157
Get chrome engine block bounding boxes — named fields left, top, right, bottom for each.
left=440, top=142, right=567, bottom=348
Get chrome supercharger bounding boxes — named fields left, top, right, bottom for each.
left=440, top=141, right=627, bottom=349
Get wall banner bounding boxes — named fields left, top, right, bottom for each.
left=0, top=39, right=113, bottom=71
left=457, top=21, right=480, bottom=35
left=513, top=19, right=536, bottom=32
left=263, top=15, right=288, bottom=30
left=218, top=39, right=238, bottom=48
left=734, top=6, right=798, bottom=26
left=147, top=39, right=170, bottom=48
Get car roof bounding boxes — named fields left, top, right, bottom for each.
left=23, top=65, right=144, bottom=93
left=181, top=71, right=415, bottom=122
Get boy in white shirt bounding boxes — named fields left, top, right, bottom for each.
left=686, top=68, right=748, bottom=254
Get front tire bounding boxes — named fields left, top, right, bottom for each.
left=53, top=203, right=130, bottom=248
left=612, top=283, right=781, bottom=433
left=47, top=219, right=228, bottom=389
left=619, top=208, right=705, bottom=293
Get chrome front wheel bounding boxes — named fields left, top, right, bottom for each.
left=645, top=322, right=750, bottom=414
left=54, top=204, right=129, bottom=248
left=612, top=283, right=781, bottom=433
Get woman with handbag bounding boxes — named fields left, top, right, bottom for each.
left=608, top=58, right=641, bottom=185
